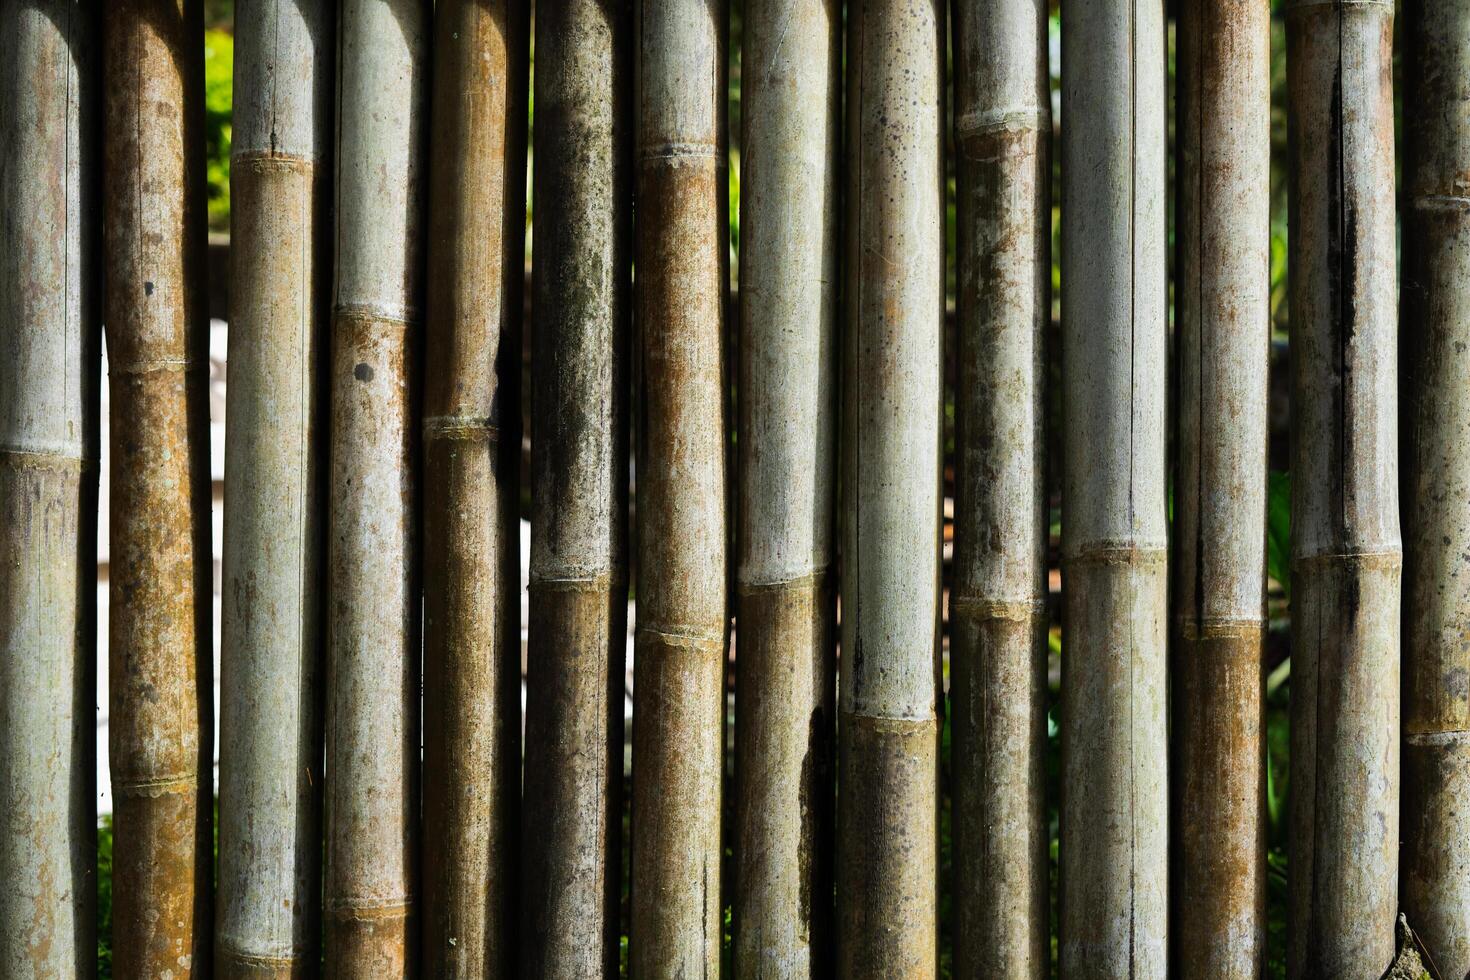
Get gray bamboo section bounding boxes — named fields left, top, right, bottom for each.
left=1171, top=0, right=1270, bottom=976
left=0, top=4, right=99, bottom=976
left=101, top=1, right=215, bottom=976
left=1285, top=1, right=1401, bottom=977
left=215, top=2, right=332, bottom=975
left=629, top=0, right=730, bottom=975
left=324, top=1, right=429, bottom=975
left=950, top=0, right=1050, bottom=975
left=1058, top=0, right=1169, bottom=976
left=839, top=1, right=945, bottom=976
left=1401, top=0, right=1470, bottom=975
left=421, top=1, right=528, bottom=975
left=521, top=0, right=631, bottom=975
left=734, top=0, right=840, bottom=974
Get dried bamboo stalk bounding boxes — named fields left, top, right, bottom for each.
left=421, top=1, right=528, bottom=975
left=1399, top=0, right=1470, bottom=975
left=325, top=2, right=430, bottom=974
left=1284, top=1, right=1400, bottom=976
left=733, top=0, right=840, bottom=974
left=1058, top=0, right=1169, bottom=975
left=1171, top=0, right=1270, bottom=976
left=215, top=3, right=333, bottom=975
left=839, top=1, right=945, bottom=975
left=521, top=0, right=630, bottom=975
left=630, top=0, right=730, bottom=973
left=950, top=0, right=1050, bottom=975
left=0, top=4, right=100, bottom=976
left=101, top=2, right=214, bottom=975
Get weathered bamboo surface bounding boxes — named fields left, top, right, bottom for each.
left=1171, top=0, right=1270, bottom=976
left=839, top=1, right=945, bottom=975
left=521, top=0, right=630, bottom=975
left=101, top=1, right=215, bottom=975
left=325, top=1, right=429, bottom=974
left=734, top=0, right=840, bottom=975
left=215, top=2, right=332, bottom=975
left=951, top=0, right=1050, bottom=975
left=1285, top=0, right=1401, bottom=976
left=1400, top=0, right=1470, bottom=975
left=0, top=4, right=100, bottom=976
left=630, top=0, right=730, bottom=974
left=421, top=1, right=527, bottom=975
left=1058, top=0, right=1169, bottom=975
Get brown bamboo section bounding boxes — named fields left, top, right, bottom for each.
left=1400, top=0, right=1470, bottom=974
left=1285, top=1, right=1400, bottom=976
left=324, top=2, right=430, bottom=975
left=421, top=1, right=528, bottom=974
left=0, top=4, right=100, bottom=976
left=1058, top=0, right=1169, bottom=974
left=733, top=0, right=840, bottom=973
left=839, top=1, right=945, bottom=975
left=101, top=2, right=214, bottom=976
left=521, top=0, right=630, bottom=975
left=215, top=3, right=332, bottom=975
left=630, top=0, right=730, bottom=974
left=950, top=0, right=1050, bottom=975
left=1171, top=0, right=1270, bottom=976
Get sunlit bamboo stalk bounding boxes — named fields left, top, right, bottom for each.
left=950, top=0, right=1050, bottom=975
left=630, top=0, right=730, bottom=973
left=1171, top=0, right=1270, bottom=976
left=1058, top=0, right=1168, bottom=975
left=1284, top=1, right=1400, bottom=975
left=325, top=2, right=430, bottom=974
left=521, top=0, right=631, bottom=975
left=838, top=1, right=945, bottom=975
left=733, top=0, right=840, bottom=973
left=215, top=3, right=333, bottom=975
left=1398, top=0, right=1469, bottom=975
left=0, top=4, right=100, bottom=975
left=421, top=1, right=528, bottom=974
left=101, top=1, right=214, bottom=974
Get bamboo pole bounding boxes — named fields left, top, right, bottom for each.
left=733, top=0, right=840, bottom=973
left=215, top=4, right=333, bottom=975
left=325, top=2, right=429, bottom=974
left=838, top=1, right=945, bottom=975
left=1284, top=1, right=1400, bottom=976
left=420, top=1, right=527, bottom=974
left=950, top=0, right=1050, bottom=974
left=1171, top=0, right=1270, bottom=976
left=0, top=4, right=99, bottom=976
left=1057, top=0, right=1168, bottom=975
left=630, top=0, right=729, bottom=973
left=101, top=2, right=214, bottom=975
left=1399, top=0, right=1470, bottom=974
left=521, top=0, right=630, bottom=974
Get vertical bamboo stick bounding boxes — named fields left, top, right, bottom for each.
left=1058, top=0, right=1168, bottom=975
left=101, top=1, right=214, bottom=975
left=420, top=1, right=527, bottom=974
left=950, top=0, right=1050, bottom=974
left=733, top=0, right=840, bottom=973
left=325, top=2, right=429, bottom=974
left=215, top=3, right=333, bottom=975
left=0, top=4, right=99, bottom=975
left=630, top=0, right=729, bottom=973
left=1171, top=0, right=1270, bottom=975
left=521, top=0, right=630, bottom=975
left=1399, top=0, right=1469, bottom=974
left=839, top=1, right=945, bottom=975
left=1285, top=1, right=1400, bottom=975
